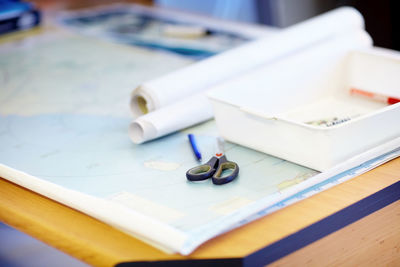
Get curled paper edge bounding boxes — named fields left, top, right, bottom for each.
left=129, top=94, right=213, bottom=144
left=130, top=85, right=159, bottom=117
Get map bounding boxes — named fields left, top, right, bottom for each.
left=1, top=26, right=398, bottom=255
left=59, top=4, right=250, bottom=59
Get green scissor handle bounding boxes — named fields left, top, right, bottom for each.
left=186, top=156, right=218, bottom=181
left=211, top=155, right=239, bottom=185
left=186, top=155, right=239, bottom=185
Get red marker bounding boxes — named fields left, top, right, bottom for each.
left=350, top=88, right=400, bottom=105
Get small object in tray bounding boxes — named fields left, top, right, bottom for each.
left=305, top=116, right=356, bottom=127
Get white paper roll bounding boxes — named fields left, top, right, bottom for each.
left=130, top=7, right=365, bottom=117
left=129, top=94, right=213, bottom=144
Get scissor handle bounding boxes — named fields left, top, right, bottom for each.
left=212, top=155, right=239, bottom=185
left=186, top=156, right=218, bottom=181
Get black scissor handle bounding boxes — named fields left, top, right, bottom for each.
left=212, top=155, right=239, bottom=185
left=186, top=156, right=218, bottom=181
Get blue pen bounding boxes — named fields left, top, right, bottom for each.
left=188, top=134, right=202, bottom=161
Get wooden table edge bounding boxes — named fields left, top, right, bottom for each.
left=1, top=158, right=399, bottom=266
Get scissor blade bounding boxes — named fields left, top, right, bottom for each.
left=215, top=137, right=225, bottom=156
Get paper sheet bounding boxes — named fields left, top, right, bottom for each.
left=129, top=7, right=366, bottom=143
left=1, top=23, right=399, bottom=255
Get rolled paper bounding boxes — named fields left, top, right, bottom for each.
left=129, top=94, right=212, bottom=144
left=129, top=7, right=368, bottom=143
left=130, top=7, right=365, bottom=117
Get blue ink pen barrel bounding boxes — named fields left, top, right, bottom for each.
left=188, top=134, right=202, bottom=161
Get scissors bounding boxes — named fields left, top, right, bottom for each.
left=186, top=138, right=239, bottom=185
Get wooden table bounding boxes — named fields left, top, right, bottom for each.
left=1, top=157, right=399, bottom=266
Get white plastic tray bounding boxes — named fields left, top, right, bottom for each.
left=208, top=46, right=400, bottom=171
